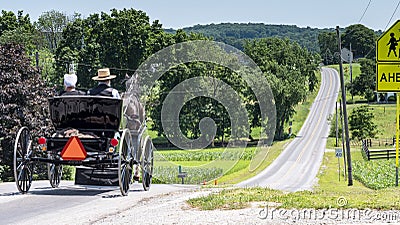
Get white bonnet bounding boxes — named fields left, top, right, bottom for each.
left=64, top=74, right=77, bottom=87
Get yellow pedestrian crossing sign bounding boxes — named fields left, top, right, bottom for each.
left=376, top=63, right=400, bottom=91
left=376, top=20, right=400, bottom=188
left=377, top=20, right=400, bottom=62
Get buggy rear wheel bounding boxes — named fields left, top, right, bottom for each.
left=118, top=129, right=133, bottom=196
left=141, top=136, right=153, bottom=191
left=13, top=127, right=34, bottom=194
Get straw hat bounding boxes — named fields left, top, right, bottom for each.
left=92, top=68, right=116, bottom=81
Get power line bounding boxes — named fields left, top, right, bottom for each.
left=358, top=0, right=372, bottom=23
left=385, top=0, right=400, bottom=30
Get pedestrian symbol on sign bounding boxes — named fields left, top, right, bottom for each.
left=387, top=32, right=398, bottom=57
left=376, top=20, right=400, bottom=62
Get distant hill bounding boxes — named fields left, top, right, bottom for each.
left=165, top=23, right=334, bottom=53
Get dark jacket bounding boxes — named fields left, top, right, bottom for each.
left=59, top=89, right=86, bottom=96
left=88, top=83, right=115, bottom=97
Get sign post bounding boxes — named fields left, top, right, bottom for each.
left=376, top=20, right=400, bottom=186
left=396, top=98, right=399, bottom=187
left=335, top=148, right=343, bottom=181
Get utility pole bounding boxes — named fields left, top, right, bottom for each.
left=336, top=26, right=353, bottom=186
left=335, top=101, right=338, bottom=147
left=340, top=98, right=347, bottom=179
left=350, top=43, right=353, bottom=101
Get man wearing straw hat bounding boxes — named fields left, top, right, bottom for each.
left=88, top=68, right=120, bottom=99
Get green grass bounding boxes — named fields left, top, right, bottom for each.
left=327, top=103, right=397, bottom=149
left=327, top=63, right=361, bottom=82
left=156, top=147, right=253, bottom=161
left=153, top=145, right=284, bottom=185
left=188, top=150, right=400, bottom=210
left=327, top=63, right=363, bottom=102
left=370, top=104, right=396, bottom=139
left=153, top=165, right=224, bottom=184
left=217, top=140, right=290, bottom=184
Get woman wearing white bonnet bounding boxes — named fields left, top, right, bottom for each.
left=60, top=73, right=85, bottom=96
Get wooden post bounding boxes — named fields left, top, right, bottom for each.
left=336, top=26, right=353, bottom=186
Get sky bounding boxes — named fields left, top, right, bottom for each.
left=1, top=0, right=399, bottom=31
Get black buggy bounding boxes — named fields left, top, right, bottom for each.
left=13, top=95, right=154, bottom=196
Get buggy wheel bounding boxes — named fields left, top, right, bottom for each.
left=48, top=162, right=62, bottom=188
left=141, top=136, right=154, bottom=191
left=118, top=129, right=133, bottom=196
left=13, top=127, right=33, bottom=194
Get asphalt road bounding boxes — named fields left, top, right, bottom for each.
left=0, top=180, right=198, bottom=225
left=237, top=67, right=340, bottom=191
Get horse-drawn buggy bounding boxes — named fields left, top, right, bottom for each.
left=13, top=95, right=154, bottom=196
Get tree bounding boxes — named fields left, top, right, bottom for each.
left=0, top=43, right=53, bottom=181
left=318, top=31, right=338, bottom=65
left=0, top=10, right=34, bottom=36
left=0, top=27, right=35, bottom=50
left=348, top=105, right=377, bottom=141
left=244, top=38, right=318, bottom=140
left=35, top=10, right=73, bottom=52
left=147, top=31, right=240, bottom=143
left=55, top=8, right=171, bottom=90
left=0, top=10, right=37, bottom=52
left=341, top=24, right=377, bottom=59
left=347, top=58, right=375, bottom=100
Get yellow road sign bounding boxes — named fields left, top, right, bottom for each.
left=377, top=20, right=400, bottom=62
left=376, top=63, right=400, bottom=91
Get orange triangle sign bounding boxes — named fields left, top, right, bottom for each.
left=61, top=136, right=87, bottom=160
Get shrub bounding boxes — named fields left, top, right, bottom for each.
left=0, top=43, right=54, bottom=181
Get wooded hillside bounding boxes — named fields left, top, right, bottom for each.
left=166, top=23, right=333, bottom=52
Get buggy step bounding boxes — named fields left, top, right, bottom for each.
left=75, top=167, right=119, bottom=186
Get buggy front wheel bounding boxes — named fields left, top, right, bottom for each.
left=118, top=129, right=133, bottom=196
left=141, top=136, right=154, bottom=191
left=13, top=127, right=34, bottom=194
left=48, top=162, right=62, bottom=188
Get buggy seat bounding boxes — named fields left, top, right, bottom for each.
left=49, top=96, right=122, bottom=131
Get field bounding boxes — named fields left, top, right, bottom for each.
left=153, top=142, right=289, bottom=185
left=327, top=103, right=397, bottom=149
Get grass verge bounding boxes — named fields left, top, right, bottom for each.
left=188, top=150, right=400, bottom=210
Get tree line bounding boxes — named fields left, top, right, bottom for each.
left=172, top=22, right=379, bottom=101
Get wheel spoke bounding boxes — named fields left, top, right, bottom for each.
left=16, top=161, right=24, bottom=171
left=17, top=167, right=24, bottom=181
left=22, top=169, right=27, bottom=192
